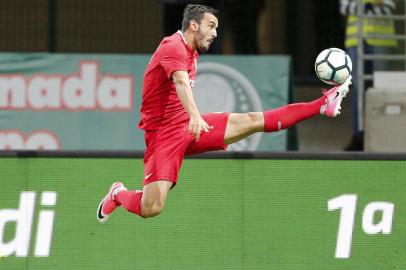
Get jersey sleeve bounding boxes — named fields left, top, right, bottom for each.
left=160, top=41, right=188, bottom=79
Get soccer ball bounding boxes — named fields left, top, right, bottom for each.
left=315, top=48, right=352, bottom=85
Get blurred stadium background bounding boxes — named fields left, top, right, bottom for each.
left=0, top=0, right=404, bottom=151
left=0, top=0, right=406, bottom=269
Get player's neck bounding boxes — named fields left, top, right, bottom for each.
left=182, top=30, right=197, bottom=51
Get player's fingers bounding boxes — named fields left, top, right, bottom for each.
left=195, top=127, right=201, bottom=141
left=189, top=120, right=198, bottom=133
left=201, top=121, right=212, bottom=132
left=193, top=123, right=199, bottom=136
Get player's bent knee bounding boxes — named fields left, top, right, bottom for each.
left=246, top=112, right=263, bottom=126
left=141, top=202, right=165, bottom=218
left=231, top=112, right=263, bottom=132
left=229, top=112, right=261, bottom=127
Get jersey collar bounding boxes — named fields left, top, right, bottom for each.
left=177, top=30, right=187, bottom=44
left=177, top=30, right=196, bottom=54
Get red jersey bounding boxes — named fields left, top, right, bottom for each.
left=138, top=31, right=199, bottom=131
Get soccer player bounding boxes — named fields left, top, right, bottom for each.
left=97, top=4, right=352, bottom=221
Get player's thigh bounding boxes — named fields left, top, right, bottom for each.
left=224, top=112, right=264, bottom=144
left=143, top=125, right=189, bottom=186
left=142, top=180, right=173, bottom=208
left=185, top=112, right=229, bottom=155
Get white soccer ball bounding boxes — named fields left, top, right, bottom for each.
left=315, top=48, right=352, bottom=85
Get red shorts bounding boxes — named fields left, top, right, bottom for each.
left=142, top=112, right=230, bottom=187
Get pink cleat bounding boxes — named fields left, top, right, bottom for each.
left=97, top=182, right=127, bottom=222
left=321, top=75, right=352, bottom=117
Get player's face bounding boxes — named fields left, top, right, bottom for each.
left=195, top=13, right=218, bottom=53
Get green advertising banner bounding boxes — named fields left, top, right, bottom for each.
left=0, top=156, right=405, bottom=269
left=0, top=53, right=292, bottom=151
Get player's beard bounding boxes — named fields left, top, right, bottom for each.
left=198, top=45, right=208, bottom=53
left=196, top=30, right=211, bottom=53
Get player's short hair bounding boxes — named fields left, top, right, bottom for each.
left=181, top=4, right=219, bottom=32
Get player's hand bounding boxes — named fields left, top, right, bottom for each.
left=188, top=114, right=213, bottom=141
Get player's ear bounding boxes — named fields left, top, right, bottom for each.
left=190, top=20, right=199, bottom=32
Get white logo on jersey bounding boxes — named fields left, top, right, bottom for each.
left=144, top=173, right=153, bottom=180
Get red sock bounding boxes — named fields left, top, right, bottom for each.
left=115, top=190, right=144, bottom=218
left=263, top=96, right=325, bottom=132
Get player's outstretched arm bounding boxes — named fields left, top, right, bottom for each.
left=172, top=70, right=213, bottom=141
